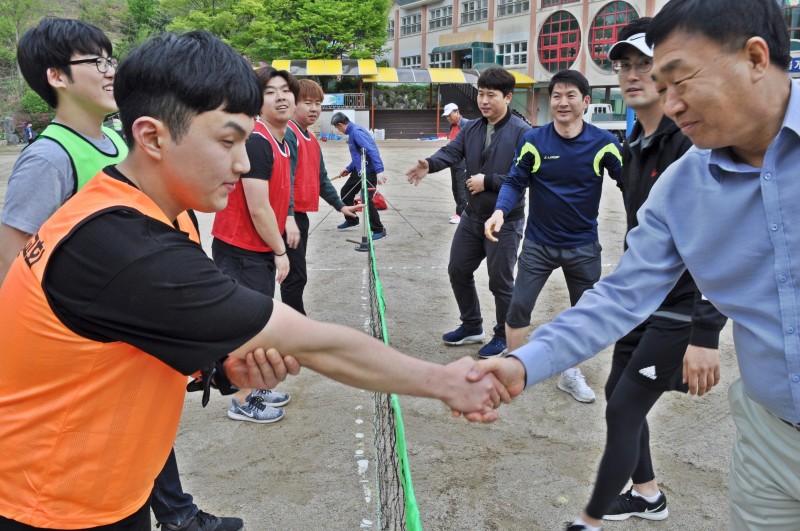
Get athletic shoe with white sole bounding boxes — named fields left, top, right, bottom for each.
left=442, top=325, right=486, bottom=345
left=478, top=336, right=507, bottom=358
left=227, top=396, right=284, bottom=423
left=602, top=488, right=668, bottom=521
left=249, top=388, right=290, bottom=407
left=557, top=370, right=596, bottom=403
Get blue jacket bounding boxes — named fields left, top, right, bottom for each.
left=344, top=122, right=384, bottom=174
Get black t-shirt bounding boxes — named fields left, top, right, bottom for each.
left=243, top=132, right=277, bottom=181
left=44, top=166, right=274, bottom=375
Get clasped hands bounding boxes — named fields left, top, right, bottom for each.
left=224, top=349, right=527, bottom=423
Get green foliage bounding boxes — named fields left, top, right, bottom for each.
left=269, top=0, right=391, bottom=60
left=164, top=0, right=390, bottom=62
left=20, top=88, right=48, bottom=114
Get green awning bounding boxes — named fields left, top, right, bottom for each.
left=431, top=42, right=492, bottom=54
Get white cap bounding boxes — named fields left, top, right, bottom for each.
left=442, top=103, right=459, bottom=117
left=607, top=32, right=653, bottom=61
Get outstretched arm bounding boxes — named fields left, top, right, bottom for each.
left=230, top=301, right=512, bottom=419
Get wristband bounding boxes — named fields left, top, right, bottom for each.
left=274, top=249, right=286, bottom=257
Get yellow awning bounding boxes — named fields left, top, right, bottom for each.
left=508, top=70, right=535, bottom=87
left=428, top=68, right=472, bottom=83
left=271, top=59, right=378, bottom=76
left=362, top=67, right=399, bottom=83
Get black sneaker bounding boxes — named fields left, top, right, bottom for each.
left=602, top=487, right=668, bottom=521
left=161, top=510, right=244, bottom=531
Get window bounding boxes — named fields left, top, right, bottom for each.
left=388, top=19, right=395, bottom=39
left=429, top=6, right=453, bottom=30
left=497, top=0, right=529, bottom=17
left=538, top=10, right=580, bottom=73
left=429, top=52, right=453, bottom=68
left=461, top=0, right=488, bottom=24
left=497, top=41, right=528, bottom=66
left=541, top=0, right=579, bottom=7
left=589, top=2, right=639, bottom=71
left=401, top=55, right=422, bottom=68
left=400, top=14, right=422, bottom=36
left=785, top=5, right=800, bottom=40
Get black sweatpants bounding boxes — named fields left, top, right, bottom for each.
left=340, top=170, right=384, bottom=233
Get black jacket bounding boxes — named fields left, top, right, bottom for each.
left=623, top=116, right=727, bottom=347
left=427, top=110, right=531, bottom=223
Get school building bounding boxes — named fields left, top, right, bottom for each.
left=383, top=1, right=800, bottom=125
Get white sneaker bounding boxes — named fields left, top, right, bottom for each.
left=557, top=370, right=596, bottom=403
left=449, top=214, right=460, bottom=224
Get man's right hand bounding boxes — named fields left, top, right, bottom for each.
left=275, top=253, right=290, bottom=283
left=224, top=347, right=301, bottom=390
left=484, top=210, right=505, bottom=242
left=456, top=357, right=527, bottom=422
left=406, top=159, right=430, bottom=185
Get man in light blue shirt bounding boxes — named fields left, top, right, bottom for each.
left=468, top=1, right=800, bottom=529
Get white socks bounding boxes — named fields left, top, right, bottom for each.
left=572, top=517, right=601, bottom=531
left=632, top=487, right=661, bottom=503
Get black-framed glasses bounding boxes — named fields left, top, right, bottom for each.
left=612, top=58, right=653, bottom=75
left=67, top=56, right=118, bottom=73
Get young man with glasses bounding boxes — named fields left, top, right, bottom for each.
left=562, top=18, right=726, bottom=531
left=0, top=18, right=242, bottom=531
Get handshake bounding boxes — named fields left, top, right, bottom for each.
left=221, top=347, right=528, bottom=424
left=440, top=355, right=527, bottom=423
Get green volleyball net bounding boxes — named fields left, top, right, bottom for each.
left=359, top=155, right=422, bottom=531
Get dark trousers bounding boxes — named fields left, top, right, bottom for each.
left=447, top=211, right=523, bottom=338
left=213, top=242, right=277, bottom=297
left=584, top=316, right=693, bottom=519
left=450, top=162, right=468, bottom=216
left=340, top=170, right=384, bottom=232
left=151, top=448, right=197, bottom=525
left=281, top=212, right=310, bottom=314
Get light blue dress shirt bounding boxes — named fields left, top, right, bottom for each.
left=513, top=79, right=800, bottom=424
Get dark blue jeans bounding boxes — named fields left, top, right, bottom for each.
left=151, top=448, right=198, bottom=525
left=447, top=211, right=523, bottom=338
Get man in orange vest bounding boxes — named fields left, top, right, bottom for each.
left=0, top=30, right=509, bottom=530
left=0, top=18, right=241, bottom=531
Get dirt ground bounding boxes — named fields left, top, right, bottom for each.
left=0, top=139, right=735, bottom=531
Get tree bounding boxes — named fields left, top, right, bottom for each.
left=0, top=0, right=49, bottom=99
left=271, top=0, right=391, bottom=60
left=119, top=0, right=171, bottom=57
left=164, top=0, right=390, bottom=62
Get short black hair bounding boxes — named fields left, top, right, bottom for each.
left=330, top=112, right=350, bottom=126
left=618, top=17, right=653, bottom=42
left=17, top=17, right=113, bottom=108
left=477, top=67, right=515, bottom=96
left=548, top=70, right=590, bottom=99
left=114, top=31, right=262, bottom=147
left=647, top=0, right=789, bottom=70
left=254, top=66, right=299, bottom=103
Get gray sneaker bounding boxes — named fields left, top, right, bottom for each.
left=557, top=370, right=596, bottom=403
left=227, top=396, right=284, bottom=423
left=249, top=388, right=290, bottom=407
